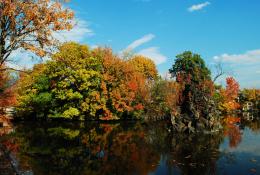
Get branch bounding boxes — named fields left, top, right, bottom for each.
left=0, top=67, right=31, bottom=73
left=213, top=62, right=226, bottom=82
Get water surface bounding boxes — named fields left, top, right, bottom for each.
left=0, top=113, right=260, bottom=175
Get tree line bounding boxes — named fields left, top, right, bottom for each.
left=0, top=0, right=259, bottom=133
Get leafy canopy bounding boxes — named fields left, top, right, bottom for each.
left=17, top=43, right=154, bottom=120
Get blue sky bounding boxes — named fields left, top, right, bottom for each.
left=13, top=0, right=260, bottom=88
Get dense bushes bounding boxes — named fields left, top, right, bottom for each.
left=16, top=43, right=156, bottom=120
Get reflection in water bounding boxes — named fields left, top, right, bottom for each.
left=0, top=112, right=260, bottom=175
left=165, top=132, right=223, bottom=175
left=223, top=116, right=242, bottom=148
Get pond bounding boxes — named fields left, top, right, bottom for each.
left=0, top=112, right=260, bottom=175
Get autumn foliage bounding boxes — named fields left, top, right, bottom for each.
left=16, top=43, right=156, bottom=120
left=93, top=48, right=148, bottom=119
left=221, top=77, right=240, bottom=112
left=14, top=47, right=246, bottom=131
left=0, top=0, right=74, bottom=67
left=225, top=77, right=240, bottom=102
left=128, top=55, right=158, bottom=80
left=0, top=0, right=246, bottom=130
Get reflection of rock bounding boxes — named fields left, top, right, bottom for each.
left=240, top=112, right=260, bottom=133
left=242, top=102, right=256, bottom=111
left=242, top=112, right=254, bottom=121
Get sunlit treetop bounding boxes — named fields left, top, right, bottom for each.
left=128, top=55, right=158, bottom=80
left=169, top=51, right=211, bottom=84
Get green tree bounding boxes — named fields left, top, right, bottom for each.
left=169, top=51, right=211, bottom=85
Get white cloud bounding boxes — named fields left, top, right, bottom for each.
left=213, top=49, right=260, bottom=88
left=188, top=1, right=211, bottom=12
left=125, top=34, right=155, bottom=51
left=138, top=47, right=167, bottom=65
left=121, top=34, right=167, bottom=65
left=53, top=19, right=94, bottom=43
left=214, top=49, right=260, bottom=64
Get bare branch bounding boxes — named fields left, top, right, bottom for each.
left=213, top=62, right=226, bottom=82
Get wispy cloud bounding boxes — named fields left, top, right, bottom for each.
left=125, top=34, right=155, bottom=51
left=138, top=47, right=167, bottom=65
left=121, top=34, right=167, bottom=65
left=188, top=1, right=211, bottom=12
left=54, top=19, right=94, bottom=43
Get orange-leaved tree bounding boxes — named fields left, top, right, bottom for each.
left=127, top=55, right=159, bottom=113
left=221, top=77, right=240, bottom=112
left=0, top=0, right=74, bottom=68
left=92, top=48, right=147, bottom=120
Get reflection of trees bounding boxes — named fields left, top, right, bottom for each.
left=225, top=125, right=242, bottom=148
left=4, top=118, right=260, bottom=175
left=80, top=122, right=160, bottom=175
left=222, top=113, right=260, bottom=148
left=1, top=122, right=161, bottom=175
left=223, top=116, right=242, bottom=148
left=6, top=122, right=87, bottom=175
left=166, top=132, right=224, bottom=175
